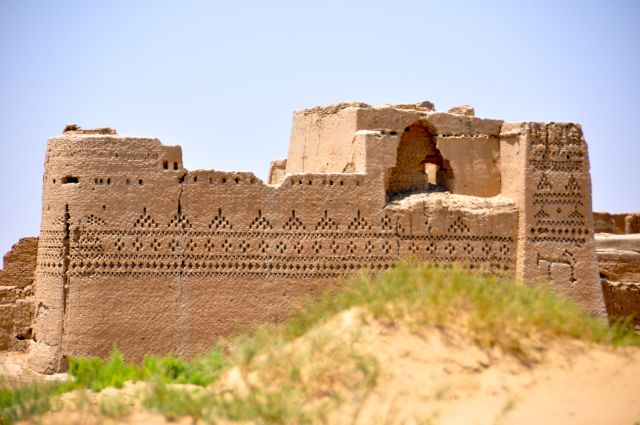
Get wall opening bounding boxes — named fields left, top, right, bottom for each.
left=61, top=176, right=79, bottom=184
left=386, top=121, right=452, bottom=197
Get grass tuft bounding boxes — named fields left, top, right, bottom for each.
left=285, top=263, right=640, bottom=355
left=0, top=382, right=60, bottom=425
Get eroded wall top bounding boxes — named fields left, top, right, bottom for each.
left=285, top=101, right=504, bottom=198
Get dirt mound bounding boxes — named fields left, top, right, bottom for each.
left=326, top=310, right=640, bottom=425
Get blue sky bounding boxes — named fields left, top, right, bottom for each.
left=0, top=0, right=638, bottom=256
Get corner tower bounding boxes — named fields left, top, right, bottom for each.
left=29, top=127, right=183, bottom=373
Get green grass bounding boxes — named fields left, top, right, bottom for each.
left=2, top=263, right=639, bottom=424
left=0, top=381, right=61, bottom=425
left=0, top=347, right=227, bottom=424
left=65, top=346, right=227, bottom=392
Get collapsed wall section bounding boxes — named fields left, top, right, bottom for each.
left=288, top=104, right=503, bottom=198
left=0, top=237, right=38, bottom=351
left=593, top=212, right=640, bottom=234
left=596, top=233, right=640, bottom=329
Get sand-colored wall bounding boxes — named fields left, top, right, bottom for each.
left=28, top=103, right=605, bottom=373
left=596, top=233, right=640, bottom=328
left=593, top=212, right=640, bottom=234
left=500, top=122, right=604, bottom=316
left=0, top=237, right=38, bottom=351
left=288, top=105, right=503, bottom=198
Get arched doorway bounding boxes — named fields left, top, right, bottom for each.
left=386, top=121, right=451, bottom=196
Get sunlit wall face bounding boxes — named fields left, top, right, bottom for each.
left=0, top=0, right=638, bottom=256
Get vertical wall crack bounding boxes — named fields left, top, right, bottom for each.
left=58, top=203, right=71, bottom=371
left=176, top=171, right=188, bottom=356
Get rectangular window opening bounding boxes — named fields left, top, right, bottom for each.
left=61, top=176, right=79, bottom=184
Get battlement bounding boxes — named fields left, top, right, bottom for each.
left=28, top=102, right=604, bottom=373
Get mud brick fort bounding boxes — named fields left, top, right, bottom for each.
left=4, top=101, right=639, bottom=374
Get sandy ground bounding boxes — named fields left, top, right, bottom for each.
left=328, top=313, right=640, bottom=425
left=0, top=350, right=68, bottom=388
left=3, top=314, right=640, bottom=425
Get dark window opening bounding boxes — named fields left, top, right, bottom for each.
left=173, top=162, right=179, bottom=170
left=163, top=161, right=169, bottom=170
left=61, top=176, right=79, bottom=184
left=15, top=327, right=32, bottom=340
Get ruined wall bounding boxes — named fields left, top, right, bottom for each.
left=29, top=103, right=604, bottom=373
left=596, top=233, right=640, bottom=329
left=593, top=212, right=640, bottom=234
left=0, top=237, right=38, bottom=351
left=287, top=104, right=502, bottom=198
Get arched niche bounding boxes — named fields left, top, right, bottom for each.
left=386, top=121, right=452, bottom=196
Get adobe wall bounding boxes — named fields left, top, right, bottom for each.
left=286, top=103, right=503, bottom=197
left=28, top=103, right=604, bottom=373
left=593, top=212, right=640, bottom=234
left=500, top=122, right=604, bottom=315
left=596, top=233, right=640, bottom=329
left=0, top=237, right=38, bottom=351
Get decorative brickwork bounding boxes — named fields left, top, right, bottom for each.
left=28, top=103, right=604, bottom=373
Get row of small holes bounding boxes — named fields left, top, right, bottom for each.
left=52, top=178, right=143, bottom=185
left=291, top=179, right=362, bottom=186
left=196, top=176, right=256, bottom=184
left=53, top=175, right=361, bottom=188
left=194, top=176, right=361, bottom=186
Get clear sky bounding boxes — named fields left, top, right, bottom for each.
left=0, top=0, right=638, bottom=257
